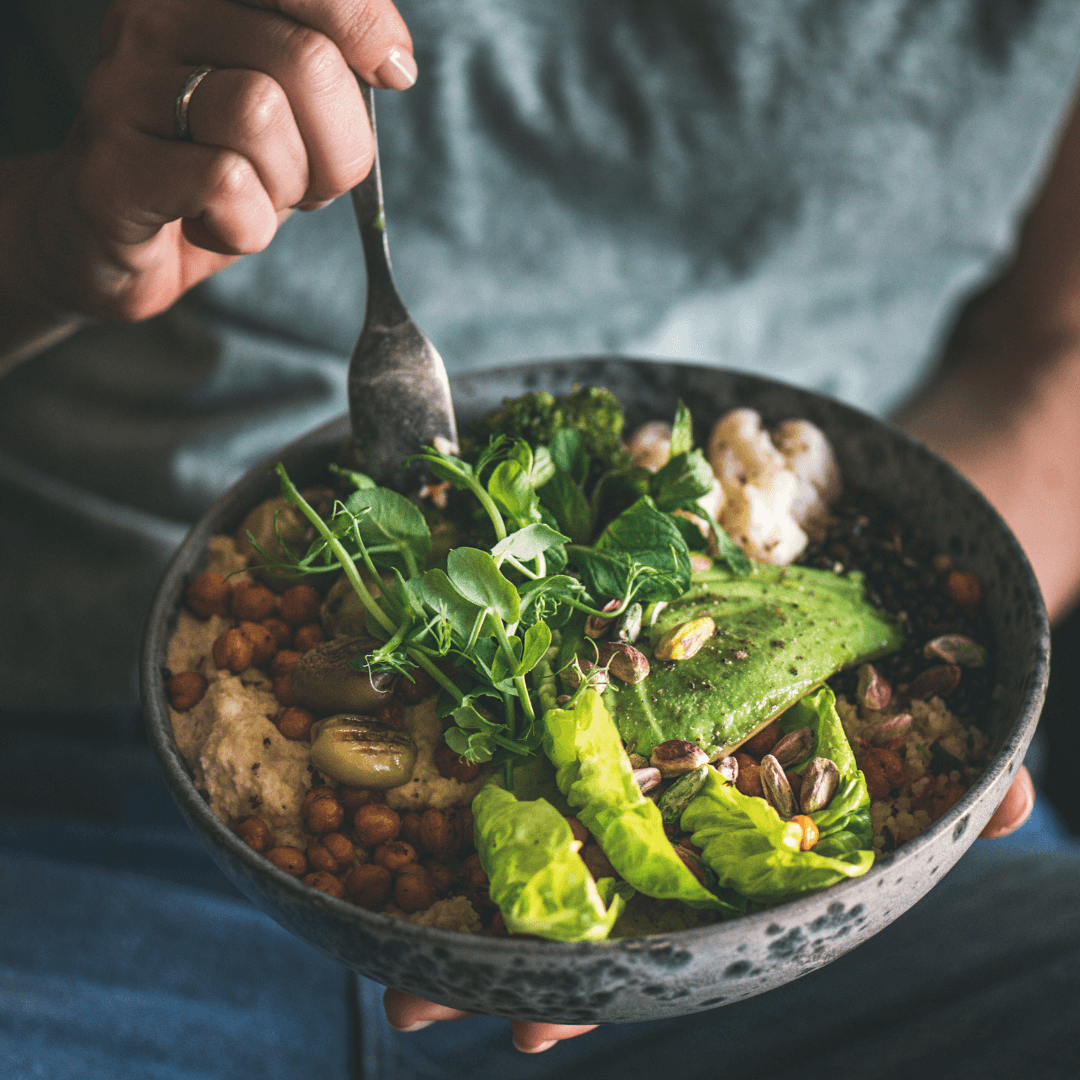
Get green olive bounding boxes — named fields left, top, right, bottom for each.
left=310, top=716, right=418, bottom=788
left=290, top=637, right=396, bottom=714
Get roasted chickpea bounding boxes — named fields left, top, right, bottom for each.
left=303, top=871, right=347, bottom=899
left=212, top=628, right=255, bottom=673
left=276, top=707, right=316, bottom=742
left=455, top=808, right=474, bottom=852
left=185, top=571, right=233, bottom=618
left=301, top=786, right=337, bottom=815
left=734, top=756, right=764, bottom=798
left=374, top=840, right=418, bottom=873
left=167, top=671, right=207, bottom=712
left=322, top=832, right=357, bottom=866
left=418, top=808, right=456, bottom=859
left=307, top=839, right=340, bottom=874
left=304, top=793, right=345, bottom=835
left=344, top=864, right=392, bottom=909
left=397, top=668, right=437, bottom=704
left=462, top=852, right=488, bottom=891
left=293, top=623, right=327, bottom=653
left=353, top=803, right=402, bottom=847
left=272, top=672, right=297, bottom=707
left=742, top=721, right=783, bottom=758
left=233, top=817, right=270, bottom=852
left=265, top=846, right=307, bottom=877
left=271, top=649, right=303, bottom=678
left=424, top=858, right=460, bottom=896
left=433, top=739, right=483, bottom=783
left=394, top=864, right=435, bottom=912
left=231, top=580, right=278, bottom=622
left=239, top=621, right=277, bottom=667
left=399, top=811, right=423, bottom=848
left=375, top=699, right=406, bottom=730
left=261, top=617, right=293, bottom=649
left=280, top=584, right=322, bottom=625
left=338, top=786, right=382, bottom=811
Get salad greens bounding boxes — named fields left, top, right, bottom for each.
left=543, top=690, right=732, bottom=913
left=681, top=687, right=874, bottom=903
left=473, top=783, right=627, bottom=940
left=776, top=686, right=873, bottom=858
left=259, top=395, right=747, bottom=774
left=256, top=389, right=898, bottom=941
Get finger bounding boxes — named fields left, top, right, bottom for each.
left=511, top=1022, right=598, bottom=1054
left=172, top=0, right=372, bottom=204
left=383, top=988, right=471, bottom=1032
left=75, top=124, right=277, bottom=274
left=121, top=62, right=310, bottom=212
left=180, top=67, right=310, bottom=210
left=241, top=0, right=417, bottom=89
left=980, top=765, right=1035, bottom=839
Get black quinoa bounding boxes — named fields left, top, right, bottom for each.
left=798, top=489, right=994, bottom=725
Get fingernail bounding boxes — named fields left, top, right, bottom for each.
left=297, top=198, right=335, bottom=212
left=376, top=46, right=417, bottom=90
left=514, top=1038, right=557, bottom=1054
left=388, top=1020, right=436, bottom=1033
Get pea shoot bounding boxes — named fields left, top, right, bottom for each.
left=251, top=399, right=750, bottom=777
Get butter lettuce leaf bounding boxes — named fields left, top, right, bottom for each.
left=778, top=685, right=873, bottom=856
left=472, top=782, right=625, bottom=941
left=681, top=685, right=873, bottom=903
left=543, top=690, right=730, bottom=912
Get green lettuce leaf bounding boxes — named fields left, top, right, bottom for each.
left=472, top=782, right=625, bottom=941
left=777, top=685, right=873, bottom=856
left=681, top=685, right=873, bottom=903
left=543, top=690, right=730, bottom=911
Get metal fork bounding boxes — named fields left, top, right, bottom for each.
left=347, top=84, right=458, bottom=491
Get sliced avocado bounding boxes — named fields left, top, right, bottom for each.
left=605, top=565, right=904, bottom=758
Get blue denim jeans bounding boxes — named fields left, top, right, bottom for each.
left=1, top=733, right=1077, bottom=1080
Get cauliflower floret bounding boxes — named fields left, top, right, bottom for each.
left=707, top=408, right=787, bottom=482
left=627, top=420, right=673, bottom=473
left=773, top=419, right=841, bottom=529
left=706, top=409, right=840, bottom=565
left=719, top=468, right=808, bottom=565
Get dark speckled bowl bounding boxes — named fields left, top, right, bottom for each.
left=142, top=358, right=1048, bottom=1024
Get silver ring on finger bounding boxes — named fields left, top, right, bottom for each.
left=174, top=65, right=214, bottom=141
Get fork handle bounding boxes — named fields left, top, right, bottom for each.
left=351, top=84, right=409, bottom=327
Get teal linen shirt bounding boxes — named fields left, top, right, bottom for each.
left=3, top=0, right=1080, bottom=709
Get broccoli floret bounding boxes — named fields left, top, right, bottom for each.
left=463, top=386, right=630, bottom=489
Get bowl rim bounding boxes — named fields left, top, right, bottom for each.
left=142, top=356, right=1050, bottom=957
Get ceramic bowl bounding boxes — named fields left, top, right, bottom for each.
left=142, top=358, right=1048, bottom=1024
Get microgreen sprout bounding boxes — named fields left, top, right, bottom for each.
left=260, top=399, right=738, bottom=772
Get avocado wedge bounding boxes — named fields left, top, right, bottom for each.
left=605, top=565, right=904, bottom=758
